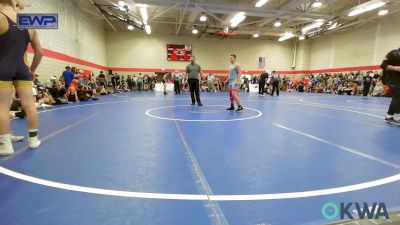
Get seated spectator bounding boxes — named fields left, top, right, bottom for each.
left=87, top=77, right=98, bottom=94
left=372, top=81, right=384, bottom=97
left=37, top=88, right=56, bottom=105
left=50, top=81, right=69, bottom=104
left=77, top=84, right=99, bottom=101
left=33, top=74, right=44, bottom=90
left=66, top=86, right=79, bottom=102
left=65, top=79, right=80, bottom=102
left=10, top=94, right=26, bottom=119
left=44, top=76, right=57, bottom=89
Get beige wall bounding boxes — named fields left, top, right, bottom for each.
left=106, top=32, right=300, bottom=73
left=25, top=0, right=107, bottom=80
left=309, top=12, right=400, bottom=70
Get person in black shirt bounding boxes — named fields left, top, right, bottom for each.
left=362, top=72, right=373, bottom=98
left=126, top=75, right=133, bottom=91
left=97, top=71, right=107, bottom=88
left=110, top=74, right=116, bottom=91
left=381, top=48, right=400, bottom=124
left=298, top=82, right=305, bottom=92
left=115, top=74, right=121, bottom=91
left=50, top=81, right=68, bottom=104
left=259, top=71, right=268, bottom=95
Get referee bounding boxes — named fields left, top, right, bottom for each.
left=259, top=70, right=268, bottom=96
left=185, top=56, right=203, bottom=106
left=381, top=48, right=400, bottom=125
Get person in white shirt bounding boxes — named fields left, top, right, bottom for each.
left=173, top=71, right=182, bottom=95
left=207, top=74, right=216, bottom=92
left=372, top=80, right=384, bottom=97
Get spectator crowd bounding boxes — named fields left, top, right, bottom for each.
left=11, top=67, right=389, bottom=120
left=9, top=67, right=390, bottom=126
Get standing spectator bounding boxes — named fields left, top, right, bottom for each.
left=144, top=74, right=149, bottom=91
left=163, top=73, right=171, bottom=95
left=259, top=71, right=268, bottom=96
left=114, top=74, right=121, bottom=91
left=126, top=75, right=133, bottom=91
left=132, top=75, right=137, bottom=91
left=110, top=74, right=116, bottom=91
left=62, top=66, right=74, bottom=88
left=207, top=74, right=215, bottom=92
left=97, top=71, right=107, bottom=92
left=173, top=71, right=182, bottom=95
left=137, top=73, right=143, bottom=91
left=270, top=71, right=281, bottom=96
left=362, top=72, right=373, bottom=98
left=120, top=75, right=126, bottom=91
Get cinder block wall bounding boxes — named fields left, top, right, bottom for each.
left=24, top=0, right=107, bottom=81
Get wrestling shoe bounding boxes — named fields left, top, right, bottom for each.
left=0, top=135, right=14, bottom=156
left=11, top=134, right=24, bottom=142
left=236, top=106, right=244, bottom=112
left=28, top=137, right=41, bottom=149
left=15, top=110, right=26, bottom=119
left=390, top=120, right=400, bottom=126
left=384, top=116, right=395, bottom=123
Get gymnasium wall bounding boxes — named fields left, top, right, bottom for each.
left=106, top=32, right=299, bottom=74
left=24, top=0, right=107, bottom=80
left=22, top=0, right=400, bottom=80
left=308, top=12, right=400, bottom=71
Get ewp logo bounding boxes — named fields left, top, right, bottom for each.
left=322, top=202, right=389, bottom=220
left=17, top=14, right=58, bottom=29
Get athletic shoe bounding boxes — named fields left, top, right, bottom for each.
left=226, top=106, right=235, bottom=110
left=28, top=137, right=41, bottom=149
left=198, top=103, right=203, bottom=106
left=191, top=103, right=196, bottom=106
left=41, top=104, right=54, bottom=109
left=384, top=117, right=395, bottom=123
left=164, top=92, right=168, bottom=95
left=11, top=134, right=24, bottom=142
left=236, top=106, right=244, bottom=112
left=15, top=110, right=26, bottom=119
left=390, top=120, right=400, bottom=126
left=0, top=139, right=14, bottom=156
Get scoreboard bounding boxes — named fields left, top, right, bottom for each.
left=167, top=44, right=192, bottom=61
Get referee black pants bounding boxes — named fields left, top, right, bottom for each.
left=259, top=81, right=265, bottom=94
left=363, top=83, right=371, bottom=97
left=188, top=78, right=201, bottom=104
left=388, top=84, right=400, bottom=116
left=271, top=80, right=279, bottom=96
left=174, top=80, right=181, bottom=94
